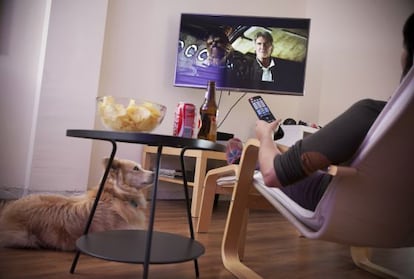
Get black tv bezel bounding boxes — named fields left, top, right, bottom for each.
left=173, top=13, right=311, bottom=96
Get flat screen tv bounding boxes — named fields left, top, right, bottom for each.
left=174, top=13, right=311, bottom=95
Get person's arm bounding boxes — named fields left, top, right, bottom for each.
left=255, top=119, right=283, bottom=187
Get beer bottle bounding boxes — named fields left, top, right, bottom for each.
left=197, top=81, right=218, bottom=141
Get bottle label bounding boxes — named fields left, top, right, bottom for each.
left=197, top=113, right=217, bottom=141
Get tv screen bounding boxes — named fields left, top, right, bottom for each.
left=174, top=13, right=311, bottom=95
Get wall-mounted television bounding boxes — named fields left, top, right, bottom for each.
left=174, top=13, right=311, bottom=95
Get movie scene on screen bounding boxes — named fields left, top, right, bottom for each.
left=174, top=14, right=311, bottom=96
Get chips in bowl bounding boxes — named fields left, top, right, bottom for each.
left=97, top=96, right=166, bottom=132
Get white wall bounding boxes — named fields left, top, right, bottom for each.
left=29, top=0, right=108, bottom=194
left=87, top=0, right=309, bottom=187
left=0, top=0, right=413, bottom=198
left=88, top=0, right=414, bottom=187
left=0, top=0, right=49, bottom=198
left=307, top=0, right=412, bottom=123
left=0, top=0, right=108, bottom=198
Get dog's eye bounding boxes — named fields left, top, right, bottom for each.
left=133, top=166, right=140, bottom=171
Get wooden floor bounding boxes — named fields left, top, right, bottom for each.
left=1, top=200, right=413, bottom=279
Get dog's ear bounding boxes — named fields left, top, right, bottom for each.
left=103, top=157, right=121, bottom=170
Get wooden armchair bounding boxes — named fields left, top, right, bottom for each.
left=196, top=141, right=288, bottom=233
left=221, top=68, right=414, bottom=278
left=196, top=164, right=238, bottom=233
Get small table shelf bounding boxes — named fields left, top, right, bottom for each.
left=76, top=230, right=204, bottom=264
left=66, top=129, right=226, bottom=279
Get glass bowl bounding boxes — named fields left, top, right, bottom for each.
left=96, top=96, right=166, bottom=132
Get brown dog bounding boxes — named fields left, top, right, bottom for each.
left=0, top=158, right=153, bottom=251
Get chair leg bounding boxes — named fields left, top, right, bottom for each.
left=222, top=206, right=262, bottom=279
left=221, top=140, right=261, bottom=278
left=222, top=184, right=262, bottom=279
left=196, top=175, right=219, bottom=233
left=350, top=246, right=401, bottom=278
left=238, top=209, right=249, bottom=261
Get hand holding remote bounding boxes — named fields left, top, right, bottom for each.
left=248, top=96, right=284, bottom=140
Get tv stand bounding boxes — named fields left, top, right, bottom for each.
left=142, top=145, right=227, bottom=217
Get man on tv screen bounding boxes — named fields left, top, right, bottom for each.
left=249, top=31, right=276, bottom=82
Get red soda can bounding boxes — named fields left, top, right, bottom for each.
left=173, top=102, right=196, bottom=138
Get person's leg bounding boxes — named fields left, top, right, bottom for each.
left=301, top=99, right=386, bottom=164
left=275, top=99, right=386, bottom=186
left=280, top=171, right=332, bottom=211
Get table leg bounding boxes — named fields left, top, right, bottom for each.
left=180, top=148, right=200, bottom=278
left=143, top=145, right=163, bottom=279
left=70, top=140, right=117, bottom=274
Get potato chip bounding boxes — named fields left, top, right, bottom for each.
left=97, top=96, right=165, bottom=132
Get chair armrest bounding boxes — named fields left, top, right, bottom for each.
left=245, top=138, right=260, bottom=148
left=206, top=164, right=240, bottom=178
left=326, top=165, right=357, bottom=176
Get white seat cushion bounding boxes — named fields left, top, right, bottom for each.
left=253, top=172, right=323, bottom=231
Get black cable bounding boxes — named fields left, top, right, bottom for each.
left=217, top=90, right=223, bottom=107
left=217, top=92, right=247, bottom=128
